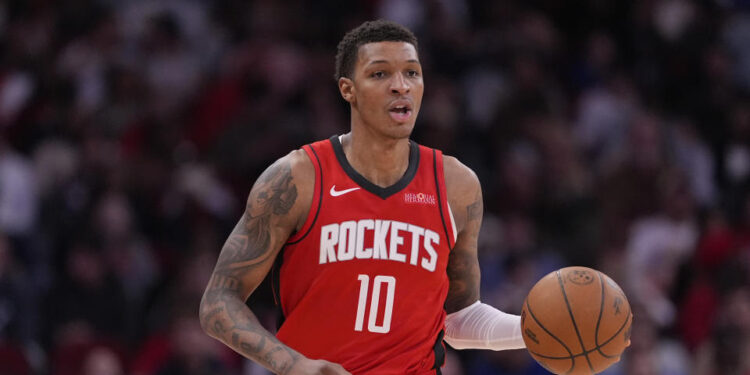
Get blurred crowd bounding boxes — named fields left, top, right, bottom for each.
left=1, top=0, right=750, bottom=374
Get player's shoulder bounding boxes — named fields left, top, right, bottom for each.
left=250, top=148, right=315, bottom=199
left=442, top=154, right=481, bottom=198
left=442, top=154, right=482, bottom=232
left=284, top=148, right=315, bottom=174
left=256, top=148, right=313, bottom=181
left=273, top=148, right=315, bottom=194
left=260, top=148, right=315, bottom=230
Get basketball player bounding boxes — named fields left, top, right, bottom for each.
left=199, top=20, right=526, bottom=375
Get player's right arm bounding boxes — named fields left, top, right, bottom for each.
left=199, top=150, right=351, bottom=375
left=441, top=155, right=525, bottom=351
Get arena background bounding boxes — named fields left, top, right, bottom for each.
left=0, top=0, right=749, bottom=374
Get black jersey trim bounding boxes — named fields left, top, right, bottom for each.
left=432, top=329, right=446, bottom=373
left=287, top=145, right=323, bottom=245
left=432, top=150, right=452, bottom=250
left=329, top=135, right=419, bottom=200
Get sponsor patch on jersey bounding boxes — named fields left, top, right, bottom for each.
left=404, top=192, right=436, bottom=205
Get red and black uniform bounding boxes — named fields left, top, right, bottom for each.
left=275, top=136, right=457, bottom=374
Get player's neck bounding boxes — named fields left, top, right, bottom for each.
left=340, top=130, right=410, bottom=188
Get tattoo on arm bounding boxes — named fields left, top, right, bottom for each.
left=445, top=189, right=482, bottom=313
left=466, top=190, right=482, bottom=222
left=215, top=161, right=297, bottom=274
left=200, top=159, right=302, bottom=374
left=445, top=247, right=480, bottom=312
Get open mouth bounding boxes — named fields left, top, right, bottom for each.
left=389, top=103, right=413, bottom=122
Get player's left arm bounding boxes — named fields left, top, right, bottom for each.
left=443, top=155, right=526, bottom=350
left=443, top=155, right=482, bottom=313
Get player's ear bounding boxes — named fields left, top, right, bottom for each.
left=338, top=77, right=355, bottom=103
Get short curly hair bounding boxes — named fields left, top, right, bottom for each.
left=334, top=20, right=418, bottom=81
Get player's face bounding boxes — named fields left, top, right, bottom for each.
left=341, top=41, right=424, bottom=139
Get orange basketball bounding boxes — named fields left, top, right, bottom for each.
left=521, top=267, right=632, bottom=374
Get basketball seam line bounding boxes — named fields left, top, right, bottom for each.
left=595, top=272, right=619, bottom=359
left=556, top=270, right=595, bottom=374
left=527, top=309, right=632, bottom=360
left=525, top=299, right=575, bottom=374
left=594, top=272, right=608, bottom=360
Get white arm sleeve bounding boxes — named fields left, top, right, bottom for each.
left=444, top=301, right=526, bottom=351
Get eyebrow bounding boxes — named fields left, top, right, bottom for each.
left=366, top=59, right=421, bottom=66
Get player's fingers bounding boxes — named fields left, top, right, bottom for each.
left=323, top=362, right=351, bottom=375
left=331, top=365, right=352, bottom=374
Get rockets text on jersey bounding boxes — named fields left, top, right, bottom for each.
left=319, top=219, right=439, bottom=272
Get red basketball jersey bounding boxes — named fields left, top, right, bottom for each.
left=275, top=136, right=457, bottom=374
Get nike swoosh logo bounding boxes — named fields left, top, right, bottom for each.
left=330, top=185, right=361, bottom=197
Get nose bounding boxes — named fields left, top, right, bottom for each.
left=390, top=72, right=410, bottom=95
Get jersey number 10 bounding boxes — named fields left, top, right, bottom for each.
left=354, top=274, right=395, bottom=333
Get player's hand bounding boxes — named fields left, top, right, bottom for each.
left=289, top=358, right=352, bottom=375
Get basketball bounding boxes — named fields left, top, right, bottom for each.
left=521, top=267, right=632, bottom=374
